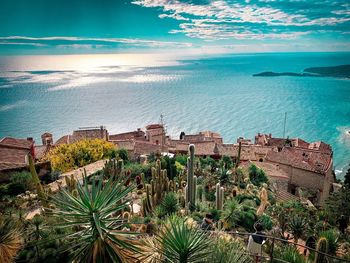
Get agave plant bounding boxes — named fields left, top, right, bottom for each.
left=48, top=175, right=140, bottom=263
left=289, top=215, right=307, bottom=244
left=156, top=216, right=211, bottom=263
left=0, top=217, right=23, bottom=263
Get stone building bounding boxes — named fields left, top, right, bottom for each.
left=55, top=126, right=108, bottom=145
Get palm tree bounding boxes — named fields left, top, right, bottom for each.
left=48, top=175, right=141, bottom=263
left=0, top=217, right=23, bottom=263
left=289, top=215, right=307, bottom=244
left=156, top=216, right=211, bottom=263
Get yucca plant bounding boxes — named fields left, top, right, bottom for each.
left=160, top=192, right=179, bottom=216
left=48, top=175, right=141, bottom=263
left=156, top=216, right=211, bottom=263
left=0, top=217, right=23, bottom=263
left=289, top=215, right=307, bottom=244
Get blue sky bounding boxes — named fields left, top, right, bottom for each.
left=0, top=0, right=349, bottom=54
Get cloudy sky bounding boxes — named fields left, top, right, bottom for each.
left=0, top=0, right=349, bottom=54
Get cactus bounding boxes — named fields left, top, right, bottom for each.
left=257, top=187, right=269, bottom=215
left=314, top=237, right=329, bottom=263
left=28, top=154, right=47, bottom=206
left=178, top=189, right=186, bottom=208
left=220, top=187, right=224, bottom=209
left=151, top=159, right=169, bottom=205
left=185, top=144, right=196, bottom=210
left=142, top=160, right=170, bottom=215
left=197, top=185, right=203, bottom=202
left=236, top=141, right=242, bottom=168
left=65, top=174, right=77, bottom=193
left=215, top=183, right=224, bottom=210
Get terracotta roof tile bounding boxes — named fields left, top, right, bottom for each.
left=265, top=147, right=332, bottom=174
left=0, top=146, right=29, bottom=165
left=0, top=137, right=33, bottom=149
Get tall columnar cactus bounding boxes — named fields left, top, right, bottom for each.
left=142, top=184, right=153, bottom=216
left=185, top=144, right=196, bottom=210
left=28, top=154, right=47, bottom=205
left=314, top=237, right=329, bottom=263
left=215, top=183, right=224, bottom=210
left=220, top=187, right=224, bottom=209
left=193, top=175, right=197, bottom=204
left=257, top=187, right=269, bottom=215
left=236, top=141, right=242, bottom=168
left=142, top=160, right=171, bottom=215
left=103, top=158, right=125, bottom=178
left=178, top=189, right=185, bottom=208
left=65, top=174, right=77, bottom=193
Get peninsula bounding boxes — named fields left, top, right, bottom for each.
left=253, top=64, right=350, bottom=78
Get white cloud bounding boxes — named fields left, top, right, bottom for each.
left=0, top=36, right=193, bottom=49
left=132, top=0, right=350, bottom=40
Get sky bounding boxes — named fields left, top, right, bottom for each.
left=0, top=0, right=349, bottom=55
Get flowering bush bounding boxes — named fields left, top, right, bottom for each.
left=47, top=139, right=115, bottom=172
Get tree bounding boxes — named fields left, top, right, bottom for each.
left=49, top=176, right=141, bottom=262
left=325, top=186, right=350, bottom=224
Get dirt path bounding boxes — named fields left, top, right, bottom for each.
left=47, top=159, right=106, bottom=193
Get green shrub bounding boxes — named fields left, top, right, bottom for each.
left=235, top=194, right=261, bottom=206
left=204, top=190, right=215, bottom=202
left=175, top=154, right=187, bottom=166
left=10, top=171, right=33, bottom=191
left=7, top=182, right=26, bottom=196
left=259, top=214, right=273, bottom=230
left=248, top=164, right=268, bottom=187
left=0, top=184, right=8, bottom=198
left=236, top=205, right=257, bottom=231
left=116, top=148, right=129, bottom=162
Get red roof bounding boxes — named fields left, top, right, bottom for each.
left=265, top=147, right=332, bottom=174
left=0, top=137, right=33, bottom=149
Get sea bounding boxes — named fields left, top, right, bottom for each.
left=0, top=52, right=349, bottom=179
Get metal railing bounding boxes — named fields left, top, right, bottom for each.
left=220, top=231, right=350, bottom=263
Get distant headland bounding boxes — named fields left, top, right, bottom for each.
left=253, top=64, right=350, bottom=79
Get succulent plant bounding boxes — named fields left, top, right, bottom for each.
left=185, top=144, right=197, bottom=210
left=314, top=237, right=329, bottom=263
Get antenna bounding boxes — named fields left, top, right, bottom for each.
left=283, top=112, right=287, bottom=138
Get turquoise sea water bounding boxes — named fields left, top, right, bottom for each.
left=0, top=52, right=349, bottom=178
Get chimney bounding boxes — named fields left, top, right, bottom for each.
left=27, top=138, right=35, bottom=159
